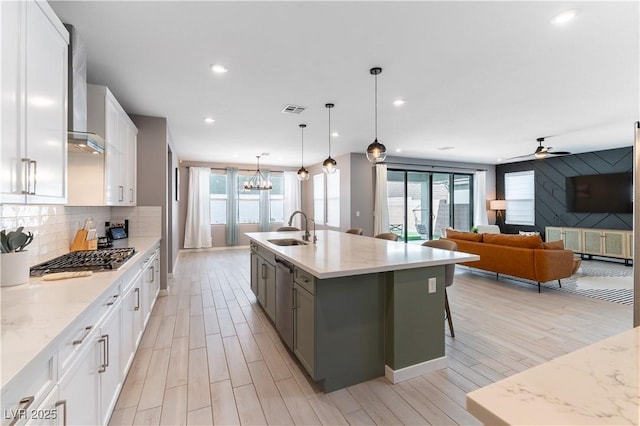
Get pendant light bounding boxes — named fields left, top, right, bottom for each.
left=243, top=155, right=272, bottom=190
left=366, top=67, right=387, bottom=163
left=296, top=124, right=310, bottom=181
left=322, top=103, right=337, bottom=174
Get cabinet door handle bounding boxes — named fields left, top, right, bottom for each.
left=261, top=263, right=266, bottom=279
left=8, top=396, right=35, bottom=426
left=130, top=188, right=133, bottom=202
left=72, top=325, right=94, bottom=345
left=292, top=287, right=297, bottom=310
left=119, top=185, right=124, bottom=202
left=149, top=266, right=155, bottom=282
left=98, top=334, right=108, bottom=373
left=55, top=400, right=67, bottom=426
left=29, top=160, right=37, bottom=194
left=21, top=158, right=30, bottom=194
left=106, top=294, right=119, bottom=306
left=134, top=287, right=140, bottom=311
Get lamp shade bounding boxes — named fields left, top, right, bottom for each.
left=490, top=200, right=507, bottom=211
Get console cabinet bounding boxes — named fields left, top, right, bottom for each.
left=546, top=227, right=632, bottom=264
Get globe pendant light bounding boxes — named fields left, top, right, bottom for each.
left=322, top=103, right=337, bottom=174
left=296, top=124, right=310, bottom=181
left=366, top=67, right=387, bottom=163
left=243, top=155, right=272, bottom=190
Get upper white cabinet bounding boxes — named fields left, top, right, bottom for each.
left=1, top=0, right=69, bottom=204
left=87, top=84, right=137, bottom=206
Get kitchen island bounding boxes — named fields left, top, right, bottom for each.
left=246, top=230, right=479, bottom=391
left=466, top=326, right=640, bottom=425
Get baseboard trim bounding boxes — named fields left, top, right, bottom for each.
left=159, top=289, right=168, bottom=297
left=385, top=356, right=447, bottom=383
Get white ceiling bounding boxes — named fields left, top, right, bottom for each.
left=50, top=1, right=639, bottom=167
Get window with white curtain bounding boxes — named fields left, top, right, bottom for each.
left=269, top=174, right=284, bottom=222
left=326, top=170, right=340, bottom=227
left=505, top=170, right=535, bottom=225
left=313, top=174, right=325, bottom=224
left=313, top=171, right=340, bottom=227
left=209, top=172, right=227, bottom=224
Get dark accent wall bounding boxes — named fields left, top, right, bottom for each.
left=496, top=147, right=633, bottom=236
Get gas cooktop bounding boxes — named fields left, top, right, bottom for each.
left=30, top=248, right=136, bottom=276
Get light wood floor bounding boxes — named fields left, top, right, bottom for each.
left=109, top=249, right=633, bottom=425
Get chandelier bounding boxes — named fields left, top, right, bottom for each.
left=243, top=155, right=272, bottom=190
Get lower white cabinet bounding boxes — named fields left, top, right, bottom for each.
left=98, top=304, right=122, bottom=426
left=121, top=272, right=143, bottom=378
left=25, top=386, right=63, bottom=426
left=57, top=326, right=101, bottom=426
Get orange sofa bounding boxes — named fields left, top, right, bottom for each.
left=442, top=230, right=575, bottom=292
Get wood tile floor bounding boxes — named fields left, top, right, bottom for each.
left=109, top=249, right=633, bottom=425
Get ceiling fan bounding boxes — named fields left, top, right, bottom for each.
left=507, top=137, right=571, bottom=160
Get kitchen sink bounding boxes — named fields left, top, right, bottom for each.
left=268, top=238, right=309, bottom=246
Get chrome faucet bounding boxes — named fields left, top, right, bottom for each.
left=306, top=218, right=317, bottom=244
left=288, top=210, right=312, bottom=242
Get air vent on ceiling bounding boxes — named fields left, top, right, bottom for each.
left=281, top=105, right=306, bottom=114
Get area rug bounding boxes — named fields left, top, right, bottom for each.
left=556, top=259, right=633, bottom=306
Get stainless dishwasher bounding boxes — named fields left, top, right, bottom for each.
left=275, top=257, right=294, bottom=351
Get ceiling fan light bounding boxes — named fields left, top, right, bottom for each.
left=322, top=157, right=337, bottom=174
left=366, top=139, right=387, bottom=163
left=535, top=151, right=547, bottom=159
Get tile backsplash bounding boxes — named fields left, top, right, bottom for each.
left=0, top=205, right=161, bottom=266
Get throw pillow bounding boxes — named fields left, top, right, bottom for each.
left=445, top=229, right=484, bottom=242
left=543, top=240, right=565, bottom=250
left=519, top=230, right=540, bottom=236
left=484, top=233, right=544, bottom=249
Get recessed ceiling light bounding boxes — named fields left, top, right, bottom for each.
left=393, top=99, right=406, bottom=106
left=550, top=9, right=579, bottom=25
left=210, top=64, right=228, bottom=73
left=331, top=132, right=340, bottom=137
left=497, top=158, right=503, bottom=162
left=437, top=146, right=454, bottom=151
left=395, top=148, right=402, bottom=153
left=204, top=117, right=215, bottom=123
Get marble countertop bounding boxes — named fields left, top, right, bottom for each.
left=0, top=236, right=160, bottom=391
left=246, top=230, right=479, bottom=279
left=466, top=326, right=640, bottom=425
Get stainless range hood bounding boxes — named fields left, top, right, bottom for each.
left=65, top=24, right=105, bottom=154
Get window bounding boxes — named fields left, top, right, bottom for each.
left=326, top=170, right=340, bottom=227
left=313, top=171, right=340, bottom=227
left=269, top=174, right=284, bottom=223
left=210, top=172, right=227, bottom=224
left=505, top=170, right=535, bottom=226
left=238, top=173, right=259, bottom=223
left=313, top=174, right=325, bottom=224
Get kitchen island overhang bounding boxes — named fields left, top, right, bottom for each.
left=246, top=230, right=479, bottom=391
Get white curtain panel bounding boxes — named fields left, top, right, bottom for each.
left=226, top=167, right=239, bottom=246
left=259, top=169, right=271, bottom=232
left=184, top=167, right=212, bottom=248
left=473, top=170, right=489, bottom=226
left=374, top=163, right=390, bottom=235
left=283, top=171, right=301, bottom=228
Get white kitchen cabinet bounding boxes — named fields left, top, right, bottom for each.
left=88, top=84, right=138, bottom=206
left=121, top=271, right=143, bottom=378
left=141, top=247, right=160, bottom=327
left=57, top=326, right=101, bottom=426
left=25, top=386, right=63, bottom=426
left=98, top=303, right=122, bottom=425
left=0, top=0, right=68, bottom=204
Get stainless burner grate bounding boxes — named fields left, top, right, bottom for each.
left=30, top=248, right=136, bottom=276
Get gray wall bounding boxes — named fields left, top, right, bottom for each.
left=496, top=146, right=633, bottom=236
left=131, top=114, right=170, bottom=289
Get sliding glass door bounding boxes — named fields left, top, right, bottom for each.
left=387, top=170, right=473, bottom=243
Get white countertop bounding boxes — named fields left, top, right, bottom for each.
left=466, top=326, right=640, bottom=425
left=246, top=230, right=479, bottom=279
left=0, top=236, right=160, bottom=390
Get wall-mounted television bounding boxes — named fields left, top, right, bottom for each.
left=566, top=172, right=633, bottom=214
